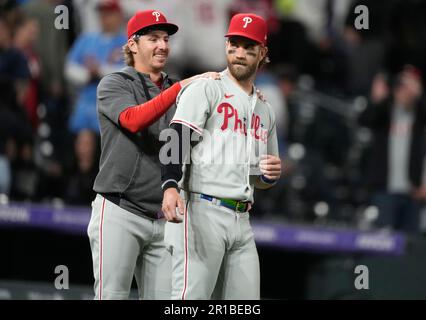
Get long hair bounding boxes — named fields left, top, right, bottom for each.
left=259, top=54, right=270, bottom=68
left=123, top=35, right=141, bottom=67
left=122, top=42, right=135, bottom=67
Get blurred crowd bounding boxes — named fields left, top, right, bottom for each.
left=1, top=0, right=426, bottom=233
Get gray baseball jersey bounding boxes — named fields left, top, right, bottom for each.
left=171, top=70, right=279, bottom=202
left=165, top=70, right=280, bottom=300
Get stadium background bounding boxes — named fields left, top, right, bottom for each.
left=1, top=0, right=426, bottom=299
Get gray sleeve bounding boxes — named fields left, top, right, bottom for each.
left=266, top=104, right=280, bottom=157
left=253, top=105, right=280, bottom=189
left=97, top=74, right=138, bottom=125
left=171, top=78, right=219, bottom=134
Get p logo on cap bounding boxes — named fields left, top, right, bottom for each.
left=225, top=13, right=267, bottom=45
left=127, top=10, right=179, bottom=39
left=152, top=11, right=161, bottom=22
left=242, top=17, right=253, bottom=28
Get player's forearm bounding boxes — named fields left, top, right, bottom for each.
left=161, top=164, right=182, bottom=191
left=254, top=175, right=277, bottom=189
left=161, top=123, right=191, bottom=191
left=119, top=82, right=182, bottom=133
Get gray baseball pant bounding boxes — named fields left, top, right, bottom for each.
left=87, top=194, right=171, bottom=299
left=164, top=192, right=260, bottom=300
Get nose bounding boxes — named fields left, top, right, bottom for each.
left=157, top=39, right=168, bottom=51
left=234, top=46, right=246, bottom=59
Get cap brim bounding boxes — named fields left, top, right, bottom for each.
left=139, top=23, right=179, bottom=36
left=225, top=32, right=263, bottom=44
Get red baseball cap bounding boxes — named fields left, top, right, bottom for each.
left=97, top=0, right=122, bottom=12
left=127, top=10, right=178, bottom=39
left=225, top=13, right=267, bottom=45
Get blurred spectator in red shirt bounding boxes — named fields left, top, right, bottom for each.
left=13, top=15, right=41, bottom=130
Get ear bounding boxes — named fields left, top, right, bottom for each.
left=128, top=38, right=138, bottom=54
left=260, top=45, right=268, bottom=61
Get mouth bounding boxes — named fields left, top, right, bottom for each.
left=153, top=53, right=167, bottom=60
left=232, top=62, right=247, bottom=67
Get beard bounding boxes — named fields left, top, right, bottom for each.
left=227, top=59, right=258, bottom=81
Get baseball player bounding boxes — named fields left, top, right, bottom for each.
left=161, top=13, right=282, bottom=299
left=87, top=10, right=218, bottom=300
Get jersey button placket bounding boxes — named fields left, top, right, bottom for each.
left=246, top=94, right=256, bottom=193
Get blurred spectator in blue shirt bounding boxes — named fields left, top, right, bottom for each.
left=65, top=0, right=126, bottom=134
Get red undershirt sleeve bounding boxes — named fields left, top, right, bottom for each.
left=118, top=82, right=182, bottom=133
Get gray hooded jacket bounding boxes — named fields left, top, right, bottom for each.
left=93, top=66, right=177, bottom=219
